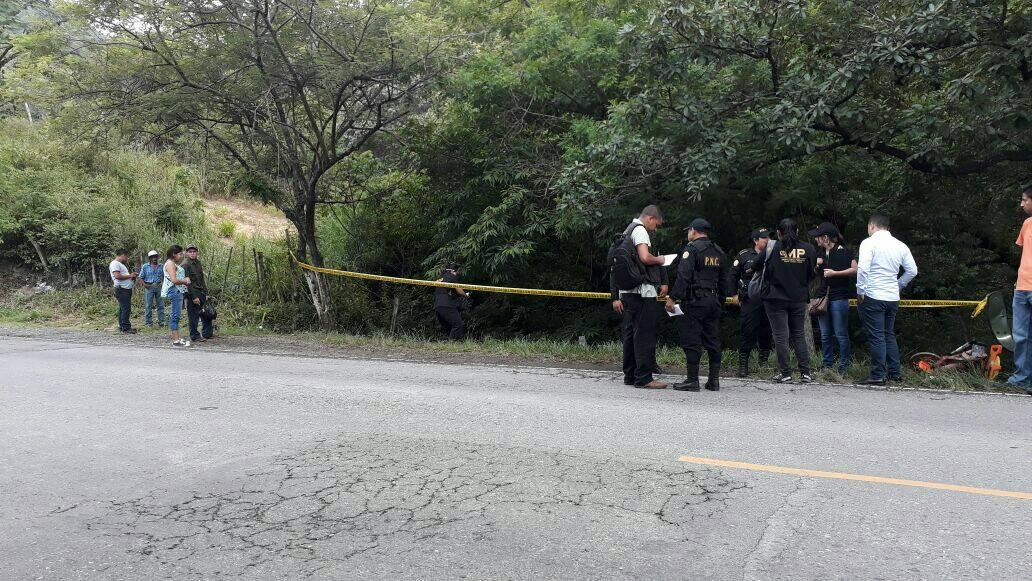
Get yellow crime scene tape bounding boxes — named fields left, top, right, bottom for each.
left=291, top=256, right=989, bottom=316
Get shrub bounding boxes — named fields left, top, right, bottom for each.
left=217, top=220, right=236, bottom=238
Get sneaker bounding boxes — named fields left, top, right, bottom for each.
left=172, top=340, right=192, bottom=347
left=773, top=373, right=793, bottom=383
left=799, top=374, right=814, bottom=384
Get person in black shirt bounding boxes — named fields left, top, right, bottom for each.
left=727, top=228, right=773, bottom=377
left=434, top=262, right=467, bottom=341
left=755, top=218, right=818, bottom=383
left=809, top=222, right=858, bottom=373
left=666, top=218, right=728, bottom=391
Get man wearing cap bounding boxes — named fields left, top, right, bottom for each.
left=182, top=245, right=213, bottom=342
left=666, top=218, right=728, bottom=391
left=727, top=228, right=773, bottom=377
left=809, top=222, right=857, bottom=373
left=138, top=250, right=166, bottom=327
left=434, top=262, right=468, bottom=341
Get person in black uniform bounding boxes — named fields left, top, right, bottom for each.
left=665, top=218, right=728, bottom=391
left=434, top=262, right=468, bottom=341
left=727, top=228, right=774, bottom=377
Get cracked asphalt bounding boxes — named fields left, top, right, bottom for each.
left=1, top=335, right=1030, bottom=580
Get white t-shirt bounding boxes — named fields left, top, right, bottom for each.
left=619, top=219, right=658, bottom=298
left=109, top=259, right=134, bottom=289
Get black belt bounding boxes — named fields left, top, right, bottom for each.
left=689, top=288, right=719, bottom=300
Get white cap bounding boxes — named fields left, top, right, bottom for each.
left=147, top=250, right=159, bottom=257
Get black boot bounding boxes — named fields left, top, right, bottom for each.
left=758, top=350, right=771, bottom=366
left=673, top=365, right=701, bottom=391
left=737, top=354, right=749, bottom=378
left=706, top=363, right=721, bottom=391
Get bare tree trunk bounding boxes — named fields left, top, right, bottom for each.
left=389, top=295, right=400, bottom=336
left=301, top=269, right=335, bottom=330
left=804, top=312, right=816, bottom=357
left=290, top=203, right=336, bottom=330
left=26, top=236, right=49, bottom=271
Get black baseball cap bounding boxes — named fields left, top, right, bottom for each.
left=684, top=218, right=712, bottom=233
left=750, top=227, right=770, bottom=241
left=807, top=222, right=840, bottom=238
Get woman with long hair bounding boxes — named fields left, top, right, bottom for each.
left=756, top=218, right=818, bottom=383
left=810, top=222, right=858, bottom=373
left=162, top=245, right=192, bottom=347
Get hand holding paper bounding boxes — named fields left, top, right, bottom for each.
left=662, top=254, right=677, bottom=267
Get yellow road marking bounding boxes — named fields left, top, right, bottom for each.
left=678, top=456, right=1032, bottom=500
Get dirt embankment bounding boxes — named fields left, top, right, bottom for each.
left=203, top=196, right=291, bottom=240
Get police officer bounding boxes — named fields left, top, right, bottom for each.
left=666, top=218, right=728, bottom=391
left=727, top=228, right=773, bottom=377
left=434, top=262, right=468, bottom=341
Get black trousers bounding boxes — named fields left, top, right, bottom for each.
left=115, top=287, right=132, bottom=332
left=739, top=299, right=772, bottom=357
left=676, top=296, right=722, bottom=367
left=186, top=290, right=214, bottom=340
left=621, top=293, right=658, bottom=386
left=435, top=306, right=465, bottom=341
left=764, top=300, right=811, bottom=375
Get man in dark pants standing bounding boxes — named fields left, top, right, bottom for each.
left=434, top=262, right=468, bottom=341
left=855, top=215, right=918, bottom=385
left=109, top=249, right=138, bottom=334
left=183, top=245, right=213, bottom=342
left=611, top=205, right=669, bottom=389
left=727, top=228, right=773, bottom=377
left=666, top=219, right=728, bottom=391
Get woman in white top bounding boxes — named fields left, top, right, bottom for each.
left=162, top=245, right=192, bottom=346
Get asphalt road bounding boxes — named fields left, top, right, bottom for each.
left=1, top=335, right=1030, bottom=580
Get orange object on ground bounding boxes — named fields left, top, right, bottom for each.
left=986, top=344, right=1003, bottom=380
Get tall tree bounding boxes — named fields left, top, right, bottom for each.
left=601, top=0, right=1032, bottom=196
left=53, top=0, right=451, bottom=327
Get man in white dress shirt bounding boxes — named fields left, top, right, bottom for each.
left=855, top=215, right=918, bottom=386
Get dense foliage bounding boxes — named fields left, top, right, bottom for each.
left=1, top=0, right=1030, bottom=350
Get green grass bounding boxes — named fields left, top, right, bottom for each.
left=0, top=287, right=1022, bottom=395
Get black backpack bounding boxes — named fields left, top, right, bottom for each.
left=608, top=222, right=647, bottom=291
left=200, top=296, right=218, bottom=322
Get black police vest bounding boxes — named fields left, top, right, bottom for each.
left=689, top=240, right=724, bottom=290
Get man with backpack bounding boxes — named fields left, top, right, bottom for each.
left=183, top=245, right=214, bottom=342
left=609, top=205, right=669, bottom=389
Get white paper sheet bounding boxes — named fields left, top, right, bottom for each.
left=662, top=254, right=678, bottom=267
left=666, top=304, right=684, bottom=317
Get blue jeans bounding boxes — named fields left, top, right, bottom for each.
left=858, top=298, right=900, bottom=381
left=167, top=287, right=183, bottom=332
left=1008, top=290, right=1032, bottom=386
left=144, top=286, right=165, bottom=326
left=818, top=299, right=851, bottom=372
